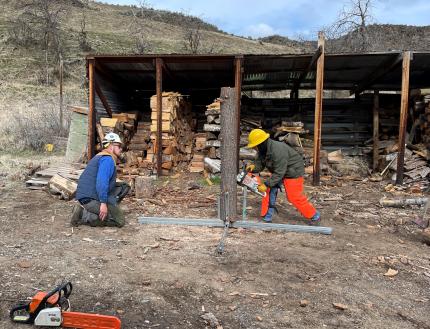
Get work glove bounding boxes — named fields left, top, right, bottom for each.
left=246, top=164, right=255, bottom=172
left=257, top=184, right=267, bottom=193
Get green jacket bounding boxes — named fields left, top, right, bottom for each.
left=253, top=139, right=304, bottom=187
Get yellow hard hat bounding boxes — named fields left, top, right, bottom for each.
left=247, top=129, right=270, bottom=148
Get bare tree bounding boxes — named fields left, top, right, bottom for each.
left=78, top=0, right=92, bottom=51
left=182, top=18, right=217, bottom=54
left=8, top=0, right=66, bottom=85
left=128, top=0, right=152, bottom=54
left=183, top=23, right=202, bottom=54
left=324, top=0, right=375, bottom=52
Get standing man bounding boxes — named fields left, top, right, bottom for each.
left=71, top=132, right=130, bottom=227
left=246, top=129, right=320, bottom=224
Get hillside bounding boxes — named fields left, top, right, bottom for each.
left=1, top=0, right=430, bottom=142
left=0, top=0, right=301, bottom=84
left=260, top=25, right=430, bottom=53
left=0, top=0, right=306, bottom=137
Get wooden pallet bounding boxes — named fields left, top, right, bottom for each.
left=26, top=165, right=83, bottom=190
left=25, top=178, right=49, bottom=190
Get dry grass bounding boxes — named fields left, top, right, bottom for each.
left=0, top=82, right=86, bottom=152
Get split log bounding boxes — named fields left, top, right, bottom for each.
left=48, top=174, right=77, bottom=200
left=203, top=124, right=221, bottom=132
left=100, top=117, right=118, bottom=128
left=239, top=148, right=257, bottom=160
left=204, top=157, right=221, bottom=173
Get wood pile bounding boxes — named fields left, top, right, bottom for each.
left=204, top=100, right=222, bottom=161
left=149, top=92, right=194, bottom=174
left=203, top=100, right=258, bottom=174
left=274, top=121, right=308, bottom=135
left=97, top=112, right=138, bottom=152
left=25, top=165, right=84, bottom=200
left=378, top=139, right=430, bottom=190
left=189, top=133, right=207, bottom=173
left=118, top=121, right=153, bottom=176
left=419, top=95, right=430, bottom=153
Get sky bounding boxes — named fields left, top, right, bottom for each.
left=98, top=0, right=430, bottom=39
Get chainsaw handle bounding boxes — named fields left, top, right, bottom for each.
left=10, top=303, right=32, bottom=323
left=42, top=281, right=73, bottom=306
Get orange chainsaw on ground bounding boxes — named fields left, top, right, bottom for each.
left=10, top=281, right=121, bottom=329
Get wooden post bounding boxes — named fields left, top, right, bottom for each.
left=155, top=58, right=163, bottom=177
left=59, top=57, right=64, bottom=131
left=234, top=56, right=243, bottom=168
left=313, top=32, right=325, bottom=185
left=88, top=59, right=96, bottom=160
left=396, top=51, right=411, bottom=185
left=372, top=90, right=379, bottom=170
left=220, top=87, right=238, bottom=222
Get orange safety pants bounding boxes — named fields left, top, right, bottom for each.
left=261, top=177, right=316, bottom=219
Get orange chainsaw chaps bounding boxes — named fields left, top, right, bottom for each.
left=62, top=311, right=121, bottom=329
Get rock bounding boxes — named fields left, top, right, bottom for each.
left=228, top=305, right=237, bottom=311
left=17, top=260, right=31, bottom=268
left=300, top=299, right=309, bottom=307
left=256, top=316, right=263, bottom=321
left=400, top=257, right=409, bottom=265
left=201, top=312, right=222, bottom=328
left=228, top=291, right=240, bottom=296
left=384, top=268, right=398, bottom=277
left=333, top=303, right=348, bottom=310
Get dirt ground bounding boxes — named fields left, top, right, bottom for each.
left=0, top=166, right=429, bottom=329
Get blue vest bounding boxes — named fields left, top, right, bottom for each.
left=76, top=155, right=117, bottom=204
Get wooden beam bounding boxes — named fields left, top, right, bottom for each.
left=290, top=46, right=322, bottom=98
left=234, top=56, right=243, bottom=169
left=352, top=53, right=403, bottom=96
left=396, top=51, right=411, bottom=185
left=155, top=58, right=163, bottom=177
left=95, top=83, right=113, bottom=117
left=313, top=32, right=325, bottom=186
left=373, top=90, right=379, bottom=171
left=220, top=87, right=239, bottom=222
left=59, top=57, right=64, bottom=130
left=88, top=59, right=96, bottom=160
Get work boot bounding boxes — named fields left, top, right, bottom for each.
left=309, top=211, right=321, bottom=226
left=70, top=204, right=83, bottom=227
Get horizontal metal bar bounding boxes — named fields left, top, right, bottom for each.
left=138, top=217, right=333, bottom=235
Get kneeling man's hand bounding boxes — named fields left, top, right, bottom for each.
left=99, top=203, right=108, bottom=221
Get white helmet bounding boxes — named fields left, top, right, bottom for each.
left=102, top=132, right=122, bottom=147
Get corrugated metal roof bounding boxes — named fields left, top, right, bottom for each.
left=89, top=52, right=430, bottom=115
left=90, top=52, right=430, bottom=91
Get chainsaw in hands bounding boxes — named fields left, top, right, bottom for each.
left=10, top=281, right=121, bottom=329
left=236, top=168, right=266, bottom=197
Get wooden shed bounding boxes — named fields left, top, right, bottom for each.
left=86, top=42, right=430, bottom=185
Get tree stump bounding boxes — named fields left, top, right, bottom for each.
left=135, top=176, right=155, bottom=199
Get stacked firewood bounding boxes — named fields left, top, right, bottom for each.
left=204, top=100, right=221, bottom=160
left=149, top=92, right=194, bottom=174
left=189, top=133, right=207, bottom=173
left=118, top=121, right=153, bottom=176
left=97, top=112, right=138, bottom=152
left=420, top=95, right=430, bottom=152
left=203, top=100, right=258, bottom=174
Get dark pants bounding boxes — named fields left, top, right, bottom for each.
left=79, top=182, right=130, bottom=227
